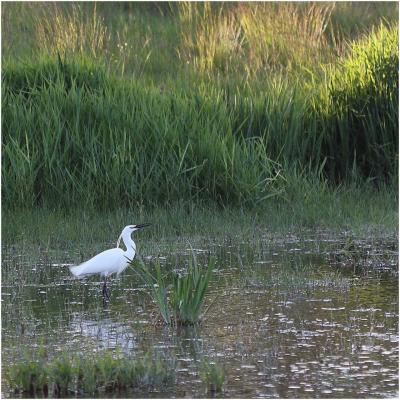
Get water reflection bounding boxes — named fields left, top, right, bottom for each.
left=69, top=313, right=137, bottom=351
left=1, top=235, right=398, bottom=398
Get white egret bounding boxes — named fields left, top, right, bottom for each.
left=69, top=224, right=151, bottom=299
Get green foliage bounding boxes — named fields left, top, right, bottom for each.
left=137, top=260, right=172, bottom=324
left=1, top=3, right=397, bottom=211
left=199, top=359, right=225, bottom=394
left=2, top=56, right=283, bottom=209
left=2, top=55, right=108, bottom=95
left=319, top=24, right=399, bottom=181
left=136, top=256, right=214, bottom=325
left=7, top=356, right=49, bottom=396
left=6, top=350, right=175, bottom=397
left=50, top=354, right=73, bottom=397
left=170, top=256, right=214, bottom=325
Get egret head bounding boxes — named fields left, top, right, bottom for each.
left=117, top=224, right=151, bottom=248
left=131, top=223, right=152, bottom=232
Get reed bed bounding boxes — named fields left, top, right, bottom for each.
left=1, top=2, right=398, bottom=210
left=5, top=349, right=175, bottom=397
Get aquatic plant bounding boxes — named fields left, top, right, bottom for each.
left=7, top=357, right=49, bottom=396
left=5, top=350, right=175, bottom=397
left=170, top=256, right=214, bottom=325
left=136, top=255, right=214, bottom=326
left=75, top=358, right=97, bottom=396
left=50, top=354, right=74, bottom=397
left=199, top=359, right=225, bottom=395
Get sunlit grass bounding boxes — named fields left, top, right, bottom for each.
left=1, top=2, right=398, bottom=232
left=2, top=2, right=397, bottom=81
left=2, top=21, right=397, bottom=210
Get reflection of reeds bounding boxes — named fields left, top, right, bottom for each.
left=136, top=255, right=214, bottom=326
left=6, top=349, right=174, bottom=397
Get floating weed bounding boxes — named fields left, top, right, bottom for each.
left=243, top=260, right=351, bottom=293
left=199, top=359, right=225, bottom=395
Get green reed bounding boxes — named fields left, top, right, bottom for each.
left=199, top=359, right=225, bottom=395
left=2, top=56, right=283, bottom=209
left=6, top=349, right=175, bottom=397
left=136, top=256, right=214, bottom=326
left=1, top=5, right=397, bottom=211
left=170, top=256, right=214, bottom=325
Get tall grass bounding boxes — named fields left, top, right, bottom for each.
left=199, top=359, right=225, bottom=395
left=320, top=24, right=399, bottom=181
left=1, top=3, right=398, bottom=210
left=35, top=3, right=109, bottom=59
left=2, top=2, right=397, bottom=81
left=2, top=56, right=283, bottom=209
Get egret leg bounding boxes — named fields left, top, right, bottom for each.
left=102, top=276, right=110, bottom=300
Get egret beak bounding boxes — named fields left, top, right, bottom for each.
left=135, top=223, right=152, bottom=229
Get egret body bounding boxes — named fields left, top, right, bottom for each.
left=69, top=224, right=150, bottom=299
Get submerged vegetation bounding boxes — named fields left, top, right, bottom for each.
left=1, top=2, right=398, bottom=215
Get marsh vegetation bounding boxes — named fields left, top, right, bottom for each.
left=2, top=229, right=398, bottom=397
left=1, top=2, right=398, bottom=398
left=2, top=2, right=398, bottom=210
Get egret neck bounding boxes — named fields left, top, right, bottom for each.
left=118, top=230, right=137, bottom=261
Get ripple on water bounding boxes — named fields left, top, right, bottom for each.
left=1, top=237, right=398, bottom=398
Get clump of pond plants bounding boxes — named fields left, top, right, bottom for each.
left=5, top=349, right=175, bottom=398
left=199, top=359, right=225, bottom=395
left=136, top=255, right=214, bottom=326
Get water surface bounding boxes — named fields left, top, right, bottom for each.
left=2, top=233, right=398, bottom=398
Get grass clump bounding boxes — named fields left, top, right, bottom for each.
left=318, top=24, right=399, bottom=181
left=137, top=256, right=214, bottom=326
left=170, top=256, right=214, bottom=325
left=6, top=356, right=49, bottom=397
left=199, top=359, right=225, bottom=395
left=50, top=354, right=74, bottom=397
left=6, top=349, right=175, bottom=397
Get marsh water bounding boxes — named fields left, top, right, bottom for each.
left=2, top=232, right=398, bottom=398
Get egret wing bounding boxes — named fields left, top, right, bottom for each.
left=69, top=248, right=125, bottom=277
